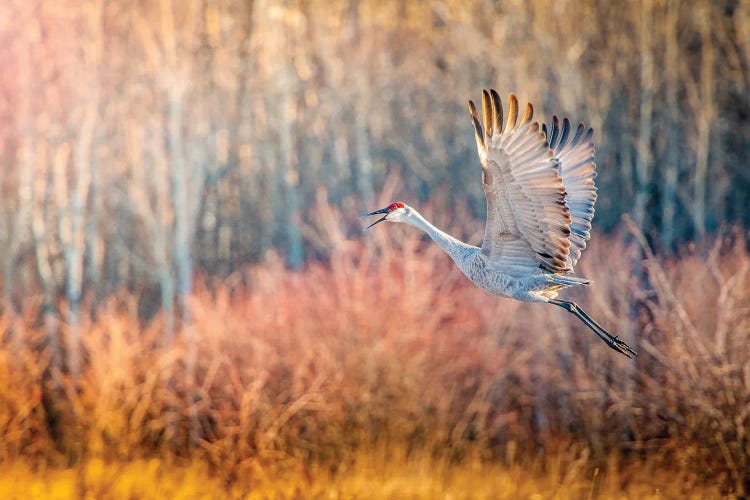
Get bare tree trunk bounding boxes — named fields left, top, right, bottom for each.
left=660, top=0, right=679, bottom=250
left=217, top=0, right=255, bottom=271
left=160, top=0, right=209, bottom=446
left=354, top=93, right=375, bottom=204
left=628, top=0, right=656, bottom=364
left=161, top=0, right=193, bottom=314
left=45, top=0, right=102, bottom=377
left=32, top=144, right=68, bottom=449
left=168, top=97, right=193, bottom=312
left=691, top=5, right=714, bottom=244
left=52, top=143, right=81, bottom=375
left=125, top=100, right=177, bottom=341
left=35, top=153, right=59, bottom=355
left=156, top=244, right=176, bottom=338
left=633, top=0, right=654, bottom=232
left=277, top=41, right=304, bottom=269
left=84, top=1, right=104, bottom=306
left=85, top=159, right=101, bottom=296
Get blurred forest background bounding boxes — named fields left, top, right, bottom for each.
left=0, top=0, right=749, bottom=496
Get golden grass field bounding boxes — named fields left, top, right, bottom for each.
left=0, top=451, right=726, bottom=499
left=0, top=207, right=747, bottom=497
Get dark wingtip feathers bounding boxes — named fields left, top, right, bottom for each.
left=468, top=100, right=485, bottom=149
left=584, top=126, right=594, bottom=143
left=558, top=118, right=571, bottom=149
left=571, top=122, right=586, bottom=145
left=535, top=109, right=597, bottom=155
left=547, top=115, right=560, bottom=149
left=489, top=89, right=503, bottom=135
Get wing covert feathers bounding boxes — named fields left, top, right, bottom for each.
left=469, top=89, right=597, bottom=274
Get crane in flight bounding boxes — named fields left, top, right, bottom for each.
left=361, top=89, right=637, bottom=358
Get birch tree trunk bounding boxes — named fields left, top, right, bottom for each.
left=277, top=23, right=304, bottom=269
left=53, top=0, right=102, bottom=375
left=160, top=0, right=194, bottom=315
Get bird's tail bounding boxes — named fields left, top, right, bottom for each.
left=548, top=274, right=591, bottom=287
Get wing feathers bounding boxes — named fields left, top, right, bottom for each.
left=468, top=100, right=484, bottom=150
left=489, top=89, right=503, bottom=135
left=544, top=115, right=598, bottom=269
left=481, top=90, right=493, bottom=141
left=521, top=102, right=533, bottom=125
left=469, top=90, right=600, bottom=274
left=473, top=89, right=576, bottom=274
left=504, top=94, right=519, bottom=133
left=557, top=118, right=572, bottom=148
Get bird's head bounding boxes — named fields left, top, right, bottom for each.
left=360, top=201, right=412, bottom=230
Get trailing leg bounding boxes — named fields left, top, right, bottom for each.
left=548, top=299, right=638, bottom=358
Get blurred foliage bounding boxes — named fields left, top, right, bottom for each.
left=0, top=202, right=748, bottom=494
left=0, top=0, right=748, bottom=306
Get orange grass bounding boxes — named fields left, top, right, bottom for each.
left=0, top=206, right=748, bottom=496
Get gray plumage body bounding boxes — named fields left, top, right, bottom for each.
left=361, top=90, right=637, bottom=357
left=407, top=210, right=582, bottom=303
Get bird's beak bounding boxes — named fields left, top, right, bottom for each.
left=359, top=207, right=389, bottom=230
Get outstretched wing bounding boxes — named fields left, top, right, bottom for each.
left=468, top=90, right=572, bottom=274
left=543, top=117, right=597, bottom=269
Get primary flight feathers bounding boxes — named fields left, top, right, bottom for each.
left=468, top=90, right=596, bottom=274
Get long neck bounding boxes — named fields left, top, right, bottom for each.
left=407, top=211, right=477, bottom=264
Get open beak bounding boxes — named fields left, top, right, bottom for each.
left=359, top=207, right=389, bottom=230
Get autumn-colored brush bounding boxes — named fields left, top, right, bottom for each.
left=0, top=202, right=748, bottom=495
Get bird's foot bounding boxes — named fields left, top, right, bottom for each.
left=604, top=334, right=638, bottom=358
